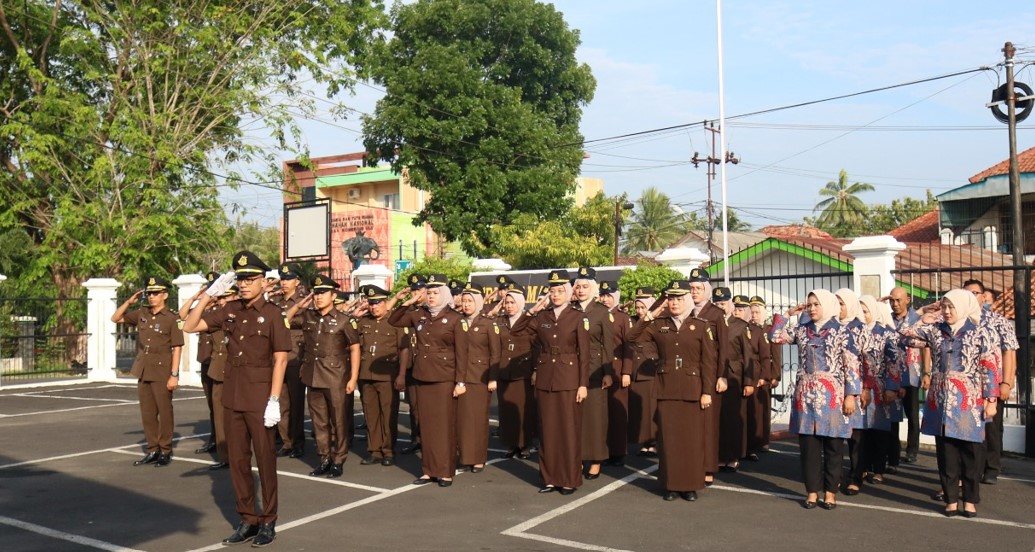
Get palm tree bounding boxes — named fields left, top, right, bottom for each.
left=813, top=170, right=874, bottom=235
left=622, top=187, right=687, bottom=254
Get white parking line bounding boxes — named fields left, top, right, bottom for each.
left=0, top=514, right=146, bottom=552
left=0, top=395, right=204, bottom=418
left=0, top=432, right=212, bottom=470
left=7, top=393, right=136, bottom=403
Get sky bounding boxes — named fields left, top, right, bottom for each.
left=220, top=0, right=1035, bottom=230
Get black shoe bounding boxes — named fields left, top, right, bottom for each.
left=981, top=474, right=998, bottom=485
left=288, top=447, right=304, bottom=459
left=538, top=485, right=555, bottom=493
left=309, top=459, right=332, bottom=477
left=360, top=457, right=381, bottom=465
left=962, top=510, right=978, bottom=519
left=802, top=500, right=817, bottom=510
left=133, top=451, right=160, bottom=466
left=326, top=463, right=343, bottom=478
left=275, top=447, right=294, bottom=458
left=221, top=522, right=259, bottom=545
left=504, top=448, right=519, bottom=459
left=744, top=453, right=760, bottom=462
left=663, top=491, right=678, bottom=501
left=401, top=443, right=421, bottom=454
left=681, top=491, right=697, bottom=502
left=209, top=461, right=230, bottom=471
left=154, top=453, right=172, bottom=467
left=413, top=477, right=434, bottom=485
left=821, top=501, right=837, bottom=510
left=844, top=486, right=860, bottom=496
left=943, top=507, right=959, bottom=517
left=381, top=457, right=395, bottom=467
left=195, top=442, right=216, bottom=454
left=558, top=487, right=575, bottom=496
left=518, top=450, right=532, bottom=460
left=931, top=491, right=945, bottom=501
left=885, top=466, right=898, bottom=474
left=719, top=464, right=738, bottom=473
left=471, top=465, right=484, bottom=473
left=251, top=523, right=275, bottom=547
left=605, top=456, right=624, bottom=466
left=585, top=472, right=600, bottom=480
left=902, top=455, right=918, bottom=464
left=438, top=479, right=452, bottom=487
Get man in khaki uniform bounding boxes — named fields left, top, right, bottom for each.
left=112, top=276, right=183, bottom=467
left=271, top=263, right=307, bottom=458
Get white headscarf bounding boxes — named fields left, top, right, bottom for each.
left=426, top=285, right=452, bottom=317
left=876, top=302, right=895, bottom=329
left=553, top=283, right=574, bottom=318
left=859, top=294, right=881, bottom=331
left=693, top=281, right=713, bottom=315
left=809, top=289, right=840, bottom=328
left=605, top=288, right=621, bottom=311
left=506, top=289, right=526, bottom=327
left=634, top=295, right=657, bottom=316
left=461, top=291, right=484, bottom=323
left=573, top=278, right=599, bottom=309
left=944, top=288, right=982, bottom=334
left=835, top=288, right=864, bottom=326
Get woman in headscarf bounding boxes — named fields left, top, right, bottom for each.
left=491, top=283, right=538, bottom=459
left=834, top=288, right=867, bottom=496
left=780, top=289, right=861, bottom=510
left=856, top=294, right=902, bottom=486
left=906, top=289, right=997, bottom=517
left=387, top=273, right=469, bottom=488
left=570, top=267, right=613, bottom=481
left=510, top=270, right=590, bottom=495
left=628, top=288, right=660, bottom=456
left=455, top=283, right=500, bottom=473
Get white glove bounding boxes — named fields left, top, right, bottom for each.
left=263, top=398, right=281, bottom=428
left=205, top=271, right=237, bottom=297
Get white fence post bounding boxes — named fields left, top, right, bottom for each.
left=842, top=235, right=906, bottom=299
left=82, top=278, right=122, bottom=383
left=173, top=274, right=206, bottom=388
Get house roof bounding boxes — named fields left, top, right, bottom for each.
left=888, top=209, right=941, bottom=243
left=759, top=224, right=833, bottom=239
left=989, top=272, right=1035, bottom=320
left=968, top=145, right=1035, bottom=184
left=670, top=230, right=769, bottom=255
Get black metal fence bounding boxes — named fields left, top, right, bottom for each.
left=113, top=292, right=180, bottom=379
left=0, top=295, right=90, bottom=385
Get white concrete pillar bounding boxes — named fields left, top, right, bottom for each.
left=173, top=274, right=207, bottom=388
left=472, top=258, right=512, bottom=272
left=654, top=247, right=711, bottom=277
left=842, top=236, right=906, bottom=299
left=352, top=263, right=393, bottom=291
left=82, top=278, right=122, bottom=383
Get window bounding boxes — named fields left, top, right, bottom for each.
left=383, top=193, right=400, bottom=210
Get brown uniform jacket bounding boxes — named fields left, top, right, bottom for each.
left=511, top=305, right=590, bottom=392
left=695, top=303, right=730, bottom=380
left=292, top=308, right=360, bottom=389
left=573, top=300, right=614, bottom=386
left=272, top=290, right=306, bottom=363
left=389, top=305, right=470, bottom=384
left=201, top=297, right=292, bottom=412
left=463, top=315, right=501, bottom=384
left=762, top=322, right=782, bottom=382
left=497, top=314, right=536, bottom=380
left=629, top=317, right=660, bottom=382
left=123, top=307, right=184, bottom=382
left=726, top=317, right=756, bottom=385
left=355, top=313, right=411, bottom=381
left=749, top=321, right=771, bottom=382
left=629, top=316, right=717, bottom=401
left=610, top=309, right=634, bottom=377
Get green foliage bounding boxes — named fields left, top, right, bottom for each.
left=0, top=1, right=383, bottom=299
left=683, top=207, right=752, bottom=233
left=622, top=187, right=686, bottom=254
left=488, top=193, right=617, bottom=269
left=393, top=256, right=474, bottom=294
left=362, top=0, right=596, bottom=255
left=805, top=190, right=938, bottom=238
left=812, top=170, right=876, bottom=237
left=617, top=263, right=684, bottom=305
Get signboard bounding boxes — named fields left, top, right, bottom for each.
left=394, top=259, right=413, bottom=278
left=283, top=199, right=330, bottom=262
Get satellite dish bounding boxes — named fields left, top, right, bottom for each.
left=989, top=81, right=1033, bottom=123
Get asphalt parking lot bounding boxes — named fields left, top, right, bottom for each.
left=1, top=382, right=1034, bottom=552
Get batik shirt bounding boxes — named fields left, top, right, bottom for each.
left=856, top=324, right=903, bottom=431
left=785, top=319, right=863, bottom=439
left=892, top=308, right=925, bottom=387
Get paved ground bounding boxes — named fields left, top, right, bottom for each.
left=1, top=382, right=1034, bottom=552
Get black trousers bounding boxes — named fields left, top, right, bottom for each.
left=846, top=429, right=865, bottom=486
left=983, top=401, right=1004, bottom=478
left=935, top=436, right=984, bottom=505
left=901, top=386, right=921, bottom=459
left=861, top=429, right=891, bottom=476
left=799, top=434, right=844, bottom=495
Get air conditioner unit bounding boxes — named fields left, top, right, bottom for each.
left=348, top=189, right=361, bottom=199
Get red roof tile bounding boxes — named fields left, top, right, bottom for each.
left=968, top=145, right=1035, bottom=184
left=759, top=224, right=833, bottom=239
left=888, top=209, right=941, bottom=243
left=990, top=271, right=1035, bottom=320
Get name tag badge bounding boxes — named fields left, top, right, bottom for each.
left=675, top=357, right=683, bottom=369
left=153, top=323, right=161, bottom=331
left=659, top=327, right=670, bottom=333
left=508, top=344, right=514, bottom=351
left=257, top=316, right=265, bottom=324
left=542, top=323, right=553, bottom=329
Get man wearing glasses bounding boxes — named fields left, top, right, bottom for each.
left=112, top=275, right=183, bottom=467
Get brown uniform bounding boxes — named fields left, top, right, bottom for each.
left=355, top=313, right=410, bottom=459
left=511, top=306, right=590, bottom=489
left=293, top=308, right=360, bottom=464
left=497, top=314, right=538, bottom=451
left=695, top=302, right=729, bottom=473
left=573, top=300, right=613, bottom=464
left=197, top=310, right=216, bottom=449
left=205, top=323, right=230, bottom=463
left=457, top=315, right=500, bottom=466
left=123, top=307, right=183, bottom=455
left=202, top=298, right=291, bottom=525
left=388, top=305, right=470, bottom=479
left=272, top=290, right=306, bottom=452
left=607, top=309, right=633, bottom=459
left=762, top=322, right=782, bottom=449
left=628, top=322, right=659, bottom=446
left=629, top=315, right=717, bottom=493
left=747, top=320, right=772, bottom=455
left=718, top=317, right=757, bottom=463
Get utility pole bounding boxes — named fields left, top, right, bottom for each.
left=691, top=122, right=739, bottom=263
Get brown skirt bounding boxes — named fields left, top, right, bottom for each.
left=628, top=379, right=657, bottom=445
left=456, top=383, right=490, bottom=466
left=607, top=385, right=629, bottom=458
left=657, top=399, right=705, bottom=492
left=415, top=381, right=457, bottom=479
left=718, top=378, right=749, bottom=463
left=537, top=388, right=583, bottom=489
left=498, top=378, right=537, bottom=449
left=581, top=387, right=608, bottom=462
left=747, top=385, right=769, bottom=454
left=704, top=391, right=722, bottom=472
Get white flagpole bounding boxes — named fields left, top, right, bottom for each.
left=716, top=0, right=730, bottom=287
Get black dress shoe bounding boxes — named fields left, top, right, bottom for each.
left=663, top=491, right=678, bottom=501
left=251, top=523, right=276, bottom=547
left=744, top=453, right=760, bottom=462
left=209, top=461, right=230, bottom=470
left=558, top=487, right=575, bottom=496
left=605, top=456, right=624, bottom=466
left=538, top=485, right=555, bottom=493
left=326, top=463, right=343, bottom=478
left=438, top=479, right=452, bottom=487
left=471, top=465, right=484, bottom=473
left=844, top=486, right=860, bottom=496
left=962, top=510, right=977, bottom=518
left=719, top=465, right=738, bottom=473
left=503, top=448, right=519, bottom=459
left=401, top=443, right=421, bottom=454
left=518, top=450, right=532, bottom=460
left=802, top=500, right=817, bottom=510
left=288, top=447, right=304, bottom=459
left=221, top=522, right=259, bottom=545
left=902, top=455, right=918, bottom=464
left=309, top=459, right=332, bottom=477
left=981, top=474, right=998, bottom=485
left=943, top=508, right=959, bottom=517
left=195, top=442, right=216, bottom=454
left=133, top=451, right=160, bottom=466
left=381, top=457, right=395, bottom=466
left=360, top=457, right=381, bottom=465
left=681, top=491, right=697, bottom=502
left=821, top=501, right=837, bottom=510
left=154, top=453, right=172, bottom=467
left=275, top=447, right=294, bottom=458
left=413, top=477, right=434, bottom=485
left=585, top=472, right=600, bottom=480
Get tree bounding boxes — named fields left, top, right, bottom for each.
left=812, top=170, right=875, bottom=237
left=684, top=207, right=752, bottom=233
left=0, top=1, right=383, bottom=301
left=488, top=193, right=616, bottom=269
left=393, top=256, right=474, bottom=294
left=362, top=0, right=596, bottom=255
left=622, top=187, right=686, bottom=254
left=617, top=263, right=684, bottom=308
left=804, top=190, right=938, bottom=237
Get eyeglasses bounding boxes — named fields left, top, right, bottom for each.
left=146, top=291, right=165, bottom=297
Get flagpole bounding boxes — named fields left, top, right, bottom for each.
left=716, top=0, right=730, bottom=287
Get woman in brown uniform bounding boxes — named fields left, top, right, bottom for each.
left=456, top=282, right=500, bottom=473
left=571, top=267, right=613, bottom=480
left=629, top=280, right=717, bottom=502
left=599, top=280, right=633, bottom=466
left=511, top=270, right=590, bottom=495
left=628, top=288, right=660, bottom=456
left=492, top=283, right=538, bottom=459
left=388, top=273, right=469, bottom=487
